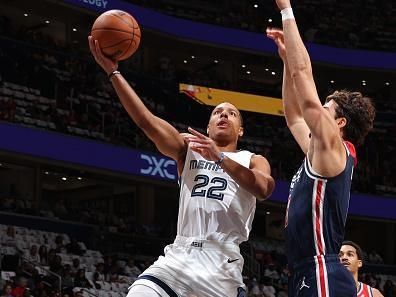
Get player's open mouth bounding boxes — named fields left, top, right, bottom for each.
left=217, top=120, right=229, bottom=128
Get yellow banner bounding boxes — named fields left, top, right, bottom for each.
left=179, top=83, right=284, bottom=116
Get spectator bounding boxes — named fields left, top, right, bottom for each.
left=277, top=284, right=288, bottom=297
left=11, top=277, right=28, bottom=297
left=123, top=258, right=141, bottom=279
left=53, top=236, right=65, bottom=253
left=25, top=245, right=39, bottom=264
left=73, top=269, right=91, bottom=289
left=264, top=264, right=279, bottom=281
left=250, top=278, right=262, bottom=297
left=2, top=226, right=17, bottom=247
left=47, top=249, right=56, bottom=267
left=1, top=284, right=14, bottom=297
left=93, top=263, right=105, bottom=282
left=66, top=238, right=83, bottom=256
left=38, top=246, right=48, bottom=266
left=49, top=255, right=63, bottom=275
left=260, top=278, right=276, bottom=297
left=70, top=259, right=81, bottom=277
left=61, top=265, right=74, bottom=296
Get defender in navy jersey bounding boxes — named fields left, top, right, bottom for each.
left=88, top=36, right=275, bottom=297
left=267, top=1, right=375, bottom=296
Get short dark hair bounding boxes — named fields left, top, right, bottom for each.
left=326, top=90, right=375, bottom=146
left=342, top=240, right=363, bottom=261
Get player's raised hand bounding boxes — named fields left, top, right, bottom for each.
left=187, top=127, right=222, bottom=162
left=266, top=28, right=286, bottom=62
left=88, top=36, right=118, bottom=76
left=275, top=0, right=291, bottom=10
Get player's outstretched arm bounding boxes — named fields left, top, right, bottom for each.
left=88, top=36, right=186, bottom=162
left=275, top=0, right=346, bottom=175
left=186, top=128, right=275, bottom=200
left=267, top=28, right=310, bottom=154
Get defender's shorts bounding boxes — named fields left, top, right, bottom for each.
left=288, top=255, right=356, bottom=297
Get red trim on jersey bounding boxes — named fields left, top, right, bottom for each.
left=344, top=141, right=357, bottom=166
left=315, top=181, right=325, bottom=254
left=358, top=283, right=374, bottom=297
left=317, top=256, right=327, bottom=297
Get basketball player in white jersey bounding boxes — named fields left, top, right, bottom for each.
left=339, top=241, right=384, bottom=297
left=88, top=37, right=275, bottom=297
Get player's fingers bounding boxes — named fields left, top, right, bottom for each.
left=189, top=138, right=210, bottom=145
left=190, top=147, right=204, bottom=155
left=274, top=37, right=282, bottom=47
left=267, top=33, right=276, bottom=40
left=94, top=40, right=106, bottom=61
left=189, top=142, right=209, bottom=149
left=88, top=36, right=97, bottom=57
left=188, top=127, right=207, bottom=139
left=267, top=27, right=283, bottom=38
left=267, top=27, right=283, bottom=33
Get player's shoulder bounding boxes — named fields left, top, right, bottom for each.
left=371, top=287, right=384, bottom=297
left=249, top=153, right=271, bottom=171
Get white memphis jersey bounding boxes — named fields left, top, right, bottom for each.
left=177, top=147, right=256, bottom=244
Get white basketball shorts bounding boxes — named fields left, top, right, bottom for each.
left=127, top=236, right=247, bottom=297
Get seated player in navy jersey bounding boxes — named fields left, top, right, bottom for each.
left=339, top=241, right=384, bottom=297
left=267, top=1, right=375, bottom=296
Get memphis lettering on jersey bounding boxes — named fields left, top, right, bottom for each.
left=190, top=160, right=223, bottom=172
left=79, top=0, right=108, bottom=9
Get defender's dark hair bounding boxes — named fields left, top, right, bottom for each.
left=342, top=240, right=363, bottom=261
left=326, top=90, right=375, bottom=146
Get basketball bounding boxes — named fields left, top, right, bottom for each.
left=91, top=10, right=141, bottom=61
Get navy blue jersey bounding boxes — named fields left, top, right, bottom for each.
left=285, top=142, right=357, bottom=266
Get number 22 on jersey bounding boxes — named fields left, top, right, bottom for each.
left=191, top=174, right=228, bottom=200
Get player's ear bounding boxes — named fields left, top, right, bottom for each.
left=336, top=117, right=347, bottom=129
left=207, top=125, right=210, bottom=135
left=357, top=259, right=362, bottom=269
left=238, top=126, right=244, bottom=137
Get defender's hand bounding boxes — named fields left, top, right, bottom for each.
left=276, top=0, right=291, bottom=11
left=266, top=28, right=286, bottom=62
left=187, top=127, right=222, bottom=162
left=88, top=36, right=118, bottom=76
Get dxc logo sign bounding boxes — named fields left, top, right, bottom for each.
left=140, top=154, right=176, bottom=180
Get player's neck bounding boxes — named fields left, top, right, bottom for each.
left=215, top=142, right=238, bottom=152
left=354, top=273, right=359, bottom=289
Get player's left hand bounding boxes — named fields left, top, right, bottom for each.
left=88, top=36, right=118, bottom=76
left=187, top=127, right=222, bottom=162
left=266, top=28, right=286, bottom=62
left=275, top=0, right=291, bottom=11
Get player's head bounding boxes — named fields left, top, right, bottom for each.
left=324, top=90, right=375, bottom=146
left=207, top=102, right=244, bottom=144
left=339, top=241, right=363, bottom=276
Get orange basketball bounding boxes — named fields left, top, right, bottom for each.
left=91, top=10, right=141, bottom=61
